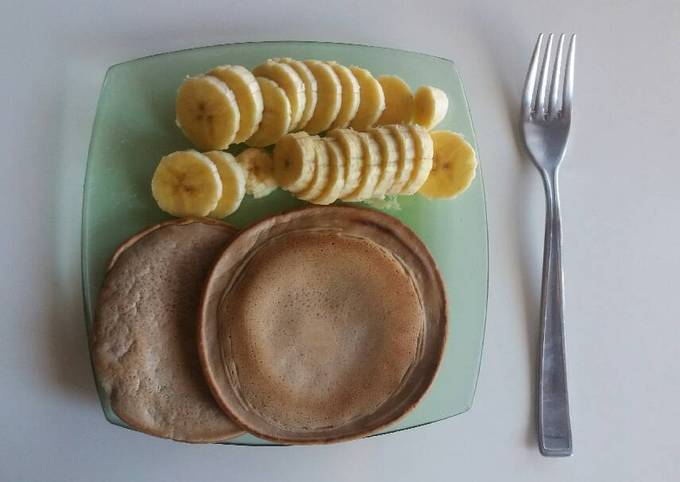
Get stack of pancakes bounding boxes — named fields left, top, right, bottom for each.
left=92, top=207, right=447, bottom=444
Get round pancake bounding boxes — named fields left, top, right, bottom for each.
left=92, top=218, right=243, bottom=442
left=199, top=207, right=447, bottom=444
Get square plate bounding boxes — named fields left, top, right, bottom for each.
left=82, top=41, right=488, bottom=445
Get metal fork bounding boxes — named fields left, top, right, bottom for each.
left=521, top=33, right=576, bottom=457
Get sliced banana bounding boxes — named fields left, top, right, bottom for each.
left=414, top=85, right=449, bottom=130
left=151, top=150, right=222, bottom=217
left=342, top=132, right=381, bottom=202
left=311, top=139, right=346, bottom=205
left=273, top=132, right=318, bottom=193
left=377, top=75, right=414, bottom=125
left=419, top=131, right=477, bottom=199
left=204, top=151, right=246, bottom=217
left=386, top=125, right=415, bottom=194
left=175, top=75, right=240, bottom=150
left=401, top=124, right=434, bottom=195
left=301, top=60, right=341, bottom=134
left=327, top=62, right=360, bottom=129
left=236, top=147, right=277, bottom=199
left=369, top=127, right=399, bottom=198
left=326, top=128, right=363, bottom=198
left=246, top=77, right=291, bottom=147
left=349, top=66, right=385, bottom=130
left=253, top=60, right=306, bottom=129
left=208, top=65, right=263, bottom=143
left=296, top=139, right=329, bottom=201
left=275, top=58, right=318, bottom=130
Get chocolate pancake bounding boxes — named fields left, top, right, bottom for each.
left=199, top=207, right=447, bottom=443
left=92, top=218, right=243, bottom=442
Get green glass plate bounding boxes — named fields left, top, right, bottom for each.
left=82, top=41, right=488, bottom=446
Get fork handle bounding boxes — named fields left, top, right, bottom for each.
left=538, top=170, right=572, bottom=456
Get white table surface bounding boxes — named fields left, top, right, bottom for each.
left=2, top=1, right=679, bottom=480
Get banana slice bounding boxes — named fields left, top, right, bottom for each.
left=377, top=75, right=414, bottom=125
left=236, top=147, right=277, bottom=198
left=326, top=128, right=363, bottom=198
left=151, top=150, right=222, bottom=217
left=419, top=131, right=477, bottom=199
left=208, top=65, right=263, bottom=143
left=246, top=77, right=291, bottom=147
left=175, top=75, right=240, bottom=150
left=401, top=124, right=434, bottom=194
left=273, top=132, right=318, bottom=193
left=414, top=85, right=449, bottom=130
left=311, top=139, right=346, bottom=205
left=386, top=125, right=415, bottom=194
left=253, top=60, right=305, bottom=130
left=296, top=139, right=329, bottom=201
left=302, top=60, right=341, bottom=134
left=276, top=58, right=318, bottom=130
left=204, top=151, right=246, bottom=217
left=349, top=66, right=385, bottom=130
left=342, top=132, right=381, bottom=202
left=327, top=62, right=360, bottom=129
left=369, top=127, right=399, bottom=198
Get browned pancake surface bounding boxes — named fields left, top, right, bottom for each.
left=93, top=218, right=243, bottom=442
left=200, top=207, right=447, bottom=443
left=225, top=231, right=423, bottom=430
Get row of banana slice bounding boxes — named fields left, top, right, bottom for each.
left=274, top=125, right=433, bottom=205
left=151, top=148, right=270, bottom=219
left=175, top=58, right=449, bottom=151
left=151, top=127, right=477, bottom=218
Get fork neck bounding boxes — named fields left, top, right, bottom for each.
left=540, top=166, right=560, bottom=195
left=538, top=167, right=562, bottom=222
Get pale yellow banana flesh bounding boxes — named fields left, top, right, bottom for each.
left=342, top=132, right=381, bottom=202
left=369, top=127, right=399, bottom=198
left=165, top=59, right=456, bottom=217
left=296, top=140, right=329, bottom=201
left=236, top=147, right=278, bottom=199
left=246, top=77, right=291, bottom=147
left=311, top=139, right=346, bottom=205
left=349, top=66, right=385, bottom=130
left=208, top=65, right=263, bottom=143
left=414, top=85, right=449, bottom=130
left=176, top=60, right=449, bottom=152
left=204, top=151, right=246, bottom=217
left=151, top=150, right=222, bottom=217
left=386, top=125, right=415, bottom=194
left=401, top=124, right=434, bottom=195
left=175, top=76, right=240, bottom=150
left=327, top=62, right=360, bottom=129
left=326, top=128, right=363, bottom=197
left=272, top=132, right=318, bottom=193
left=302, top=61, right=342, bottom=134
left=253, top=61, right=306, bottom=129
left=419, top=131, right=477, bottom=199
left=377, top=75, right=414, bottom=125
left=276, top=58, right=318, bottom=130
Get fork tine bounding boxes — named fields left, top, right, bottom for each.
left=522, top=33, right=544, bottom=117
left=535, top=33, right=554, bottom=115
left=562, top=34, right=576, bottom=116
left=548, top=34, right=566, bottom=115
